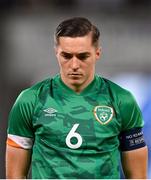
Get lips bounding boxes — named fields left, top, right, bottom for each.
left=69, top=73, right=82, bottom=76
left=68, top=73, right=82, bottom=78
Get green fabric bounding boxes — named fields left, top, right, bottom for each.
left=7, top=74, right=144, bottom=179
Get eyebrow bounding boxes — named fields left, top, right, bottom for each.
left=61, top=51, right=91, bottom=56
left=61, top=52, right=73, bottom=58
left=77, top=52, right=91, bottom=56
left=61, top=51, right=91, bottom=60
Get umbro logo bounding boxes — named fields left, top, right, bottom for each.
left=43, top=108, right=57, bottom=117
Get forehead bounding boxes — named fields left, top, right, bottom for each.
left=57, top=34, right=94, bottom=52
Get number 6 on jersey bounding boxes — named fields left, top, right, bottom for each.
left=66, top=124, right=83, bottom=149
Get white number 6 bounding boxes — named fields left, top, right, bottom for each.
left=66, top=124, right=82, bottom=149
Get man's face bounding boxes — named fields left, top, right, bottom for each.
left=55, top=33, right=101, bottom=92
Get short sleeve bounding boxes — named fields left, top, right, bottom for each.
left=119, top=91, right=144, bottom=131
left=7, top=89, right=36, bottom=149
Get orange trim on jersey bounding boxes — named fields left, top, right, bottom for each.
left=6, top=138, right=22, bottom=148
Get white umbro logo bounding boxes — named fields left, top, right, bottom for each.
left=43, top=108, right=57, bottom=117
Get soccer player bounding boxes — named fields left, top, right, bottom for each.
left=6, top=17, right=148, bottom=179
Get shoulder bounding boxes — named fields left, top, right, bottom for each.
left=96, top=75, right=138, bottom=108
left=100, top=76, right=133, bottom=99
left=97, top=76, right=143, bottom=130
left=15, top=78, right=51, bottom=106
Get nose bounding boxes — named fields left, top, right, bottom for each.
left=70, top=57, right=80, bottom=70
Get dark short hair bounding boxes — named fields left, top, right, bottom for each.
left=54, top=17, right=100, bottom=47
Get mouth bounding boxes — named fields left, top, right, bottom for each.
left=68, top=73, right=82, bottom=78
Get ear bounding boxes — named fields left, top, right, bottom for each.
left=95, top=46, right=102, bottom=60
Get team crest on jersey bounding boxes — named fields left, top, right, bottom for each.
left=93, top=106, right=114, bottom=125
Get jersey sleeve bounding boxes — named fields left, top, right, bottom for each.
left=118, top=90, right=146, bottom=151
left=7, top=88, right=36, bottom=149
left=119, top=90, right=144, bottom=131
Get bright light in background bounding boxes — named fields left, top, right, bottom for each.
left=112, top=73, right=150, bottom=108
left=113, top=73, right=151, bottom=179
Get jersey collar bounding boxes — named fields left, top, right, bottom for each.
left=53, top=74, right=101, bottom=97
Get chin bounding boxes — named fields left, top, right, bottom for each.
left=70, top=79, right=83, bottom=86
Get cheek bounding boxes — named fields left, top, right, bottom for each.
left=85, top=58, right=96, bottom=68
left=82, top=63, right=94, bottom=75
left=59, top=60, right=69, bottom=72
left=57, top=57, right=64, bottom=67
left=87, top=65, right=94, bottom=72
left=85, top=60, right=96, bottom=73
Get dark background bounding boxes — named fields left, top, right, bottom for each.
left=0, top=0, right=151, bottom=178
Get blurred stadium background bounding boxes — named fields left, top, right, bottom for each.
left=0, top=0, right=151, bottom=178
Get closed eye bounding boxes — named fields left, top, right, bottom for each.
left=76, top=53, right=90, bottom=61
left=61, top=52, right=73, bottom=60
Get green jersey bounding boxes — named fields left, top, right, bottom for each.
left=7, top=74, right=144, bottom=179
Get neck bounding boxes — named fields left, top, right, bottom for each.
left=70, top=85, right=84, bottom=94
left=60, top=74, right=95, bottom=93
